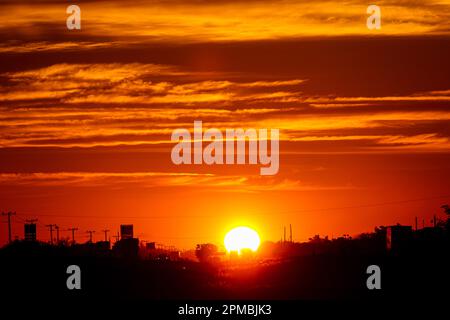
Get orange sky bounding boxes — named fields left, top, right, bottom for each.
left=1, top=0, right=450, bottom=249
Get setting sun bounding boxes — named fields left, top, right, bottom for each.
left=224, top=226, right=261, bottom=254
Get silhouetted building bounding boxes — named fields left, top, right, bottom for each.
left=386, top=225, right=412, bottom=252
left=194, top=243, right=225, bottom=262
left=146, top=242, right=156, bottom=250
left=142, top=242, right=180, bottom=261
left=120, top=224, right=134, bottom=240
left=415, top=226, right=446, bottom=250
left=113, top=238, right=139, bottom=258
left=95, top=240, right=110, bottom=251
left=24, top=223, right=36, bottom=241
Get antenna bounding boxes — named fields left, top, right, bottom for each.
left=290, top=224, right=292, bottom=242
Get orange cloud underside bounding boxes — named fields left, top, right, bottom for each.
left=2, top=0, right=450, bottom=44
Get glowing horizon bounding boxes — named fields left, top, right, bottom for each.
left=1, top=1, right=450, bottom=249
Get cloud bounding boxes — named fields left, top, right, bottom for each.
left=0, top=41, right=123, bottom=53
left=0, top=172, right=219, bottom=188
left=0, top=172, right=338, bottom=192
left=1, top=0, right=450, bottom=46
left=0, top=63, right=449, bottom=152
left=0, top=63, right=304, bottom=105
left=5, top=63, right=183, bottom=82
left=0, top=171, right=338, bottom=193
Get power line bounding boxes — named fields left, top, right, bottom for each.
left=67, top=228, right=78, bottom=244
left=4, top=194, right=449, bottom=244
left=86, top=230, right=95, bottom=243
left=45, top=224, right=56, bottom=245
left=55, top=225, right=60, bottom=244
left=112, top=231, right=120, bottom=243
left=281, top=195, right=450, bottom=215
left=101, top=229, right=110, bottom=242
left=2, top=211, right=16, bottom=243
left=14, top=194, right=450, bottom=220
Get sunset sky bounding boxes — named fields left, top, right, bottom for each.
left=1, top=0, right=450, bottom=249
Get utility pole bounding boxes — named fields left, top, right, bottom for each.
left=55, top=225, right=60, bottom=244
left=289, top=224, right=292, bottom=243
left=101, top=229, right=110, bottom=242
left=86, top=230, right=95, bottom=243
left=45, top=224, right=56, bottom=245
left=112, top=232, right=120, bottom=243
left=283, top=226, right=286, bottom=243
left=415, top=216, right=418, bottom=231
left=2, top=211, right=16, bottom=244
left=67, top=227, right=78, bottom=244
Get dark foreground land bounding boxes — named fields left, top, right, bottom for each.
left=0, top=241, right=448, bottom=302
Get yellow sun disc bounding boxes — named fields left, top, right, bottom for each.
left=224, top=226, right=260, bottom=253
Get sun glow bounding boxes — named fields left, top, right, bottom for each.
left=224, top=226, right=261, bottom=254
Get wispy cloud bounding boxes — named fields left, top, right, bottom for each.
left=0, top=41, right=124, bottom=53
left=0, top=63, right=449, bottom=151
left=0, top=63, right=304, bottom=104
left=1, top=0, right=450, bottom=45
left=0, top=171, right=338, bottom=193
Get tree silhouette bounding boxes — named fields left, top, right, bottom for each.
left=441, top=204, right=450, bottom=233
left=195, top=243, right=217, bottom=263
